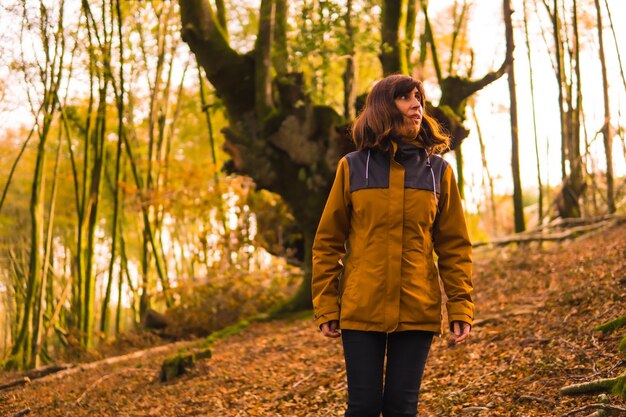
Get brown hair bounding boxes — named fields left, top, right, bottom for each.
left=351, top=74, right=450, bottom=155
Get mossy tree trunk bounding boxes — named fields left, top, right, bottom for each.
left=179, top=0, right=350, bottom=311
left=10, top=0, right=65, bottom=370
left=101, top=0, right=125, bottom=337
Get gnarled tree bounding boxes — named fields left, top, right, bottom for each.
left=178, top=0, right=510, bottom=311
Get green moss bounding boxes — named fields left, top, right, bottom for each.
left=160, top=352, right=195, bottom=382
left=594, top=314, right=626, bottom=333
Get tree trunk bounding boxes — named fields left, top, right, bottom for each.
left=33, top=123, right=63, bottom=367
left=101, top=0, right=125, bottom=336
left=455, top=147, right=465, bottom=200
left=405, top=0, right=417, bottom=67
left=256, top=0, right=275, bottom=118
left=343, top=0, right=357, bottom=121
left=602, top=0, right=626, bottom=92
left=543, top=0, right=584, bottom=219
left=503, top=0, right=525, bottom=233
left=179, top=0, right=347, bottom=311
left=523, top=0, right=543, bottom=225
left=594, top=0, right=615, bottom=214
left=381, top=0, right=410, bottom=75
left=273, top=0, right=287, bottom=77
left=471, top=104, right=497, bottom=236
left=12, top=126, right=47, bottom=368
left=448, top=0, right=469, bottom=75
left=570, top=0, right=585, bottom=217
left=214, top=0, right=228, bottom=41
left=546, top=0, right=568, bottom=181
left=10, top=0, right=65, bottom=368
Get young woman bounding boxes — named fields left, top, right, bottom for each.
left=311, top=74, right=474, bottom=417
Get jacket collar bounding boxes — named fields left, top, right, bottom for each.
left=392, top=138, right=424, bottom=160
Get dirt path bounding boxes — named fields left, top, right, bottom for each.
left=1, top=225, right=625, bottom=416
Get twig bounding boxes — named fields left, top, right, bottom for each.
left=518, top=395, right=556, bottom=405
left=0, top=378, right=31, bottom=391
left=292, top=373, right=314, bottom=389
left=10, top=409, right=30, bottom=417
left=74, top=368, right=154, bottom=406
left=74, top=373, right=117, bottom=405
left=585, top=410, right=608, bottom=417
left=462, top=406, right=490, bottom=412
left=562, top=403, right=626, bottom=416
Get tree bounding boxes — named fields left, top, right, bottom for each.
left=503, top=0, right=525, bottom=233
left=9, top=0, right=67, bottom=368
left=593, top=0, right=615, bottom=214
left=418, top=0, right=511, bottom=198
left=541, top=0, right=585, bottom=218
left=178, top=0, right=512, bottom=311
left=178, top=0, right=346, bottom=311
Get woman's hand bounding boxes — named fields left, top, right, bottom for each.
left=320, top=320, right=341, bottom=338
left=449, top=321, right=471, bottom=345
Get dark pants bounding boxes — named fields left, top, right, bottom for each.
left=341, top=329, right=433, bottom=417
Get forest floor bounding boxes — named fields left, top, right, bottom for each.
left=1, top=223, right=625, bottom=417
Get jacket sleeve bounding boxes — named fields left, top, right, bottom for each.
left=433, top=164, right=474, bottom=327
left=311, top=157, right=351, bottom=328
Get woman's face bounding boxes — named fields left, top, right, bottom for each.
left=394, top=87, right=423, bottom=131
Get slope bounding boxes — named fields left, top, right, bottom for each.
left=1, top=223, right=625, bottom=417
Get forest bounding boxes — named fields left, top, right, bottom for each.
left=0, top=0, right=625, bottom=416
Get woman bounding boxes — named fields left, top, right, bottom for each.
left=311, top=74, right=474, bottom=417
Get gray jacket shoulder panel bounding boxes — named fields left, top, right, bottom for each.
left=395, top=141, right=449, bottom=193
left=345, top=149, right=390, bottom=192
left=344, top=144, right=449, bottom=194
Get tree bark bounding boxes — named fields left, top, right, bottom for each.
left=343, top=0, right=357, bottom=121
left=471, top=104, right=497, bottom=236
left=594, top=0, right=615, bottom=214
left=33, top=120, right=63, bottom=367
left=381, top=0, right=409, bottom=75
left=101, top=0, right=125, bottom=336
left=503, top=0, right=525, bottom=233
left=180, top=0, right=348, bottom=311
left=256, top=0, right=275, bottom=118
left=523, top=0, right=543, bottom=225
left=448, top=0, right=469, bottom=75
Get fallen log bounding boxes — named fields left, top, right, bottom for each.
left=595, top=315, right=626, bottom=334
left=560, top=372, right=626, bottom=399
left=160, top=348, right=212, bottom=382
left=473, top=214, right=626, bottom=248
left=0, top=363, right=74, bottom=391
left=562, top=403, right=626, bottom=416
left=0, top=339, right=197, bottom=390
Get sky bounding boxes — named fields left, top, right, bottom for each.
left=1, top=0, right=625, bottom=210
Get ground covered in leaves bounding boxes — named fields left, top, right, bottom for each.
left=1, top=224, right=625, bottom=416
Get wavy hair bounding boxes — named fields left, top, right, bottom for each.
left=351, top=74, right=450, bottom=155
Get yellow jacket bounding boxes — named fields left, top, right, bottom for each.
left=312, top=140, right=474, bottom=334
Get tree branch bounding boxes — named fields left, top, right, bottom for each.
left=256, top=0, right=275, bottom=118
left=178, top=0, right=254, bottom=116
left=420, top=0, right=442, bottom=83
